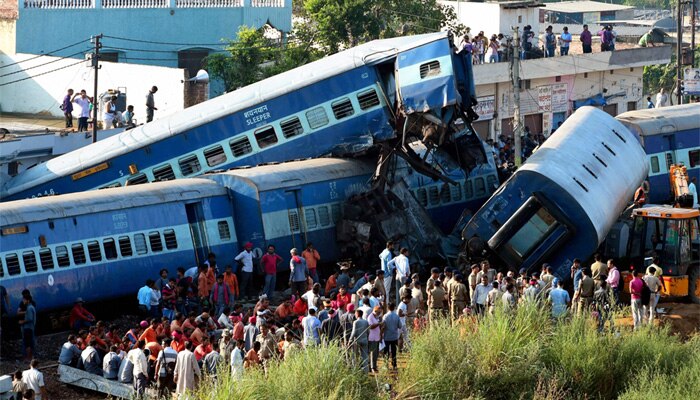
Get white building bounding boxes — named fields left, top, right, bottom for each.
left=440, top=0, right=543, bottom=36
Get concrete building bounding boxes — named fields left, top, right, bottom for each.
left=542, top=1, right=634, bottom=25
left=470, top=46, right=672, bottom=140
left=440, top=0, right=543, bottom=36
left=10, top=0, right=291, bottom=85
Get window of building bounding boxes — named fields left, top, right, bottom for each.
left=101, top=52, right=119, bottom=63
left=357, top=89, right=380, bottom=110
left=254, top=126, right=278, bottom=149
left=134, top=233, right=148, bottom=255
left=305, top=209, right=317, bottom=229
left=126, top=173, right=148, bottom=186
left=56, top=245, right=70, bottom=267
left=331, top=98, right=354, bottom=120
left=72, top=243, right=86, bottom=265
left=163, top=229, right=178, bottom=250
left=555, top=76, right=561, bottom=82
left=627, top=101, right=637, bottom=111
left=230, top=137, right=253, bottom=157
left=318, top=206, right=330, bottom=226
left=104, top=238, right=118, bottom=260
left=288, top=210, right=301, bottom=232
left=306, top=107, right=329, bottom=129
left=522, top=80, right=531, bottom=90
left=474, top=177, right=486, bottom=197
left=149, top=231, right=164, bottom=252
left=23, top=251, right=38, bottom=273
left=218, top=221, right=231, bottom=241
left=416, top=188, right=428, bottom=207
left=178, top=155, right=202, bottom=176
left=178, top=50, right=209, bottom=78
left=153, top=164, right=176, bottom=182
left=688, top=150, right=699, bottom=168
left=419, top=60, right=441, bottom=79
left=87, top=240, right=102, bottom=262
left=39, top=248, right=54, bottom=270
left=119, top=236, right=133, bottom=257
left=204, top=145, right=227, bottom=167
left=280, top=117, right=304, bottom=139
left=6, top=254, right=20, bottom=276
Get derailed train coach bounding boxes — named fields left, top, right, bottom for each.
left=1, top=31, right=485, bottom=202
left=461, top=107, right=649, bottom=278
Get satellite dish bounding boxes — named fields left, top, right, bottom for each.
left=188, top=69, right=209, bottom=84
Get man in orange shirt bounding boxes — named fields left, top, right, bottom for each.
left=223, top=265, right=240, bottom=305
left=325, top=270, right=338, bottom=298
left=301, top=242, right=321, bottom=285
left=139, top=319, right=160, bottom=344
left=274, top=297, right=296, bottom=325
left=86, top=325, right=108, bottom=356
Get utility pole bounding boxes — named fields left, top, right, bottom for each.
left=91, top=34, right=103, bottom=143
left=511, top=26, right=523, bottom=167
left=676, top=1, right=683, bottom=105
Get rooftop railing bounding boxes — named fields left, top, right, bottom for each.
left=23, top=0, right=285, bottom=8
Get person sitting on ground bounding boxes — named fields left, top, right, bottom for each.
left=69, top=298, right=95, bottom=331
left=58, top=334, right=82, bottom=367
left=79, top=338, right=102, bottom=375
left=102, top=345, right=121, bottom=380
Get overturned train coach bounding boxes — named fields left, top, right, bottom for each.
left=461, top=107, right=649, bottom=278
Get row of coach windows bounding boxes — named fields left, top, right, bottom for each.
left=1, top=229, right=178, bottom=276
left=415, top=176, right=497, bottom=208
left=106, top=89, right=382, bottom=189
left=649, top=149, right=700, bottom=174
left=288, top=204, right=342, bottom=232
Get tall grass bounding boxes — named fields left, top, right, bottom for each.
left=397, top=305, right=699, bottom=400
left=190, top=342, right=380, bottom=400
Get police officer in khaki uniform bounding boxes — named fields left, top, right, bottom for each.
left=450, top=274, right=468, bottom=323
left=576, top=269, right=595, bottom=313
left=428, top=280, right=446, bottom=323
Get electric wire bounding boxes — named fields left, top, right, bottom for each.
left=0, top=59, right=86, bottom=87
left=0, top=50, right=89, bottom=78
left=0, top=39, right=90, bottom=69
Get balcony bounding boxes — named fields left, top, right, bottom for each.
left=22, top=0, right=285, bottom=8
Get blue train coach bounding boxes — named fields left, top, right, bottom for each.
left=616, top=103, right=700, bottom=203
left=461, top=107, right=649, bottom=278
left=0, top=180, right=237, bottom=317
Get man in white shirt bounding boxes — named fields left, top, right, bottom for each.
left=72, top=89, right=92, bottom=132
left=689, top=177, right=698, bottom=209
left=655, top=88, right=668, bottom=108
left=471, top=276, right=491, bottom=315
left=379, top=241, right=395, bottom=304
left=387, top=247, right=410, bottom=305
left=234, top=242, right=255, bottom=300
left=127, top=340, right=149, bottom=396
left=217, top=307, right=234, bottom=329
left=643, top=269, right=662, bottom=324
left=22, top=359, right=47, bottom=400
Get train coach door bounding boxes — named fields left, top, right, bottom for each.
left=285, top=190, right=307, bottom=250
left=185, top=202, right=210, bottom=267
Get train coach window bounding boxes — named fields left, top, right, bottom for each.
left=254, top=126, right=278, bottom=149
left=690, top=150, right=700, bottom=168
left=280, top=117, right=304, bottom=139
left=331, top=98, right=354, bottom=120
left=474, top=178, right=486, bottom=197
left=451, top=183, right=462, bottom=202
left=178, top=155, right=202, bottom=176
left=505, top=207, right=558, bottom=259
left=149, top=232, right=164, bottom=252
left=230, top=137, right=253, bottom=157
left=6, top=254, right=20, bottom=275
left=87, top=240, right=102, bottom=262
left=420, top=60, right=441, bottom=79
left=487, top=175, right=498, bottom=193
left=0, top=259, right=3, bottom=277
left=331, top=204, right=341, bottom=224
left=218, top=221, right=231, bottom=241
left=428, top=186, right=440, bottom=205
left=416, top=188, right=428, bottom=207
left=305, top=209, right=318, bottom=229
left=119, top=236, right=133, bottom=257
left=357, top=89, right=380, bottom=110
left=153, top=164, right=176, bottom=182
left=22, top=251, right=38, bottom=273
left=288, top=210, right=301, bottom=233
left=440, top=184, right=451, bottom=204
left=306, top=107, right=329, bottom=129
left=204, top=145, right=227, bottom=167
left=56, top=246, right=70, bottom=267
left=39, top=248, right=54, bottom=270
left=100, top=182, right=121, bottom=189
left=650, top=156, right=660, bottom=174
left=134, top=234, right=148, bottom=255
left=163, top=229, right=178, bottom=250
left=72, top=243, right=86, bottom=265
left=465, top=180, right=474, bottom=199
left=318, top=206, right=330, bottom=227
left=103, top=238, right=118, bottom=260
left=126, top=173, right=148, bottom=186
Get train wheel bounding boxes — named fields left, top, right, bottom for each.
left=689, top=265, right=700, bottom=304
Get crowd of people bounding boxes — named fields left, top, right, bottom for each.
left=4, top=238, right=656, bottom=400
left=456, top=24, right=619, bottom=65
left=60, top=85, right=158, bottom=131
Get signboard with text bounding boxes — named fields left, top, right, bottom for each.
left=551, top=83, right=569, bottom=112
left=474, top=95, right=495, bottom=120
left=684, top=68, right=700, bottom=95
left=537, top=85, right=552, bottom=112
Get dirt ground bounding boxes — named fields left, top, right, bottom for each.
left=615, top=302, right=700, bottom=338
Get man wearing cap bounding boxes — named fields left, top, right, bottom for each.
left=451, top=275, right=468, bottom=321
left=289, top=248, right=309, bottom=298
left=235, top=243, right=255, bottom=301
left=301, top=243, right=321, bottom=285
left=590, top=254, right=607, bottom=285
left=548, top=278, right=570, bottom=318
left=428, top=280, right=446, bottom=323
left=379, top=241, right=395, bottom=305
left=70, top=298, right=95, bottom=331
left=367, top=306, right=383, bottom=372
